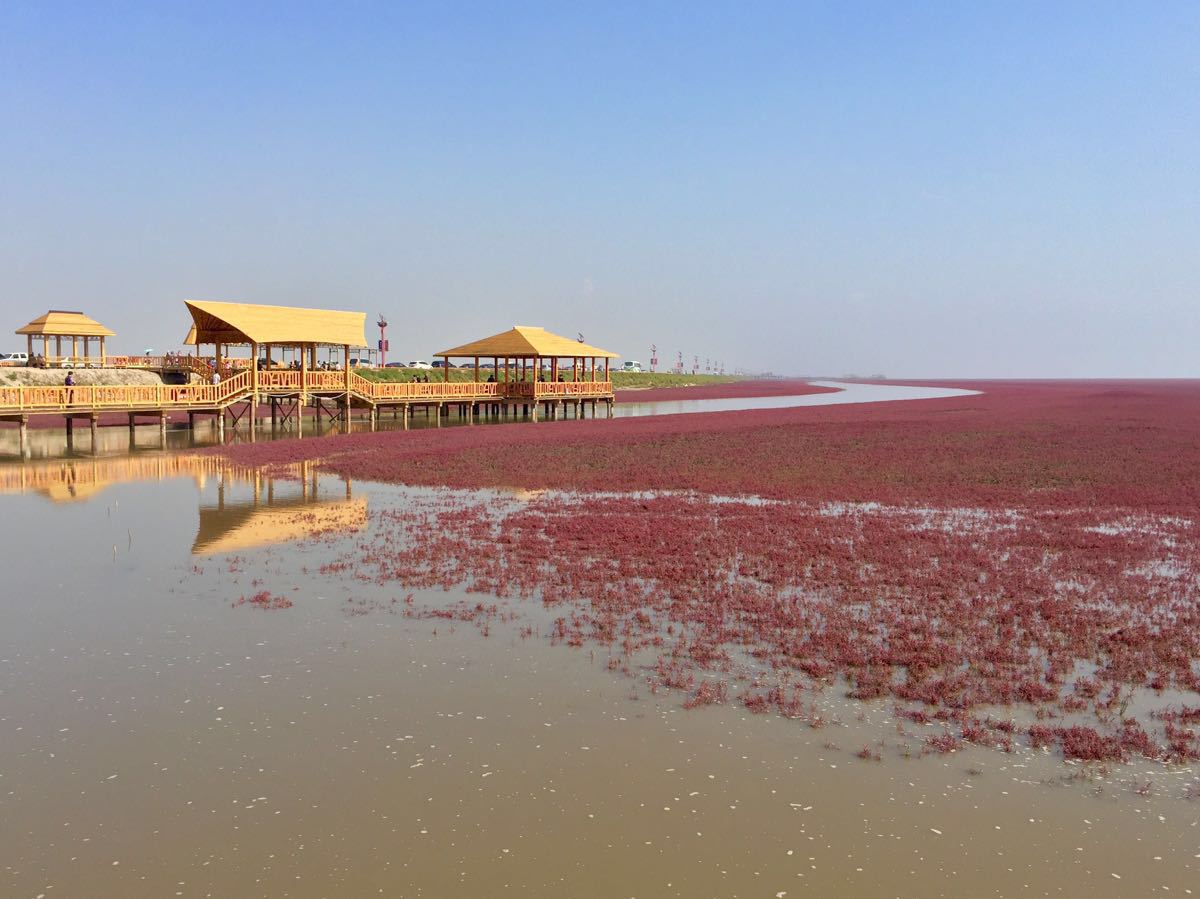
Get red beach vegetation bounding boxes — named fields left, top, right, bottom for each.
left=217, top=380, right=1200, bottom=762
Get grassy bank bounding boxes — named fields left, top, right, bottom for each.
left=356, top=367, right=746, bottom=388
left=611, top=372, right=743, bottom=389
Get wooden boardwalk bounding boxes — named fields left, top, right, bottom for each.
left=0, top=364, right=614, bottom=454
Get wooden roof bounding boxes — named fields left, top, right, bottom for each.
left=16, top=310, right=115, bottom=337
left=184, top=300, right=368, bottom=347
left=436, top=326, right=618, bottom=359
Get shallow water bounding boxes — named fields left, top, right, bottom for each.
left=613, top=379, right=978, bottom=416
left=1, top=454, right=1197, bottom=898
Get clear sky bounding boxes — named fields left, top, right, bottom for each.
left=2, top=2, right=1197, bottom=376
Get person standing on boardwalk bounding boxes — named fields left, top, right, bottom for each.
left=65, top=370, right=75, bottom=403
left=211, top=370, right=221, bottom=387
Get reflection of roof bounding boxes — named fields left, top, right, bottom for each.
left=436, top=326, right=618, bottom=359
left=184, top=300, right=368, bottom=348
left=193, top=495, right=368, bottom=554
left=16, top=310, right=115, bottom=337
left=41, top=482, right=109, bottom=503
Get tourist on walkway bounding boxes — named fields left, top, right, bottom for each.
left=65, top=371, right=75, bottom=403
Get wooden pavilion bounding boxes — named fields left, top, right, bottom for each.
left=16, top=310, right=116, bottom=366
left=184, top=299, right=367, bottom=380
left=435, top=325, right=618, bottom=386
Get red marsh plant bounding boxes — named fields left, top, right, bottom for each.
left=213, top=380, right=1200, bottom=763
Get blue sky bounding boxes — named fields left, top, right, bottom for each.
left=2, top=2, right=1197, bottom=375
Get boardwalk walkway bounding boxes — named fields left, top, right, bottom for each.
left=0, top=362, right=614, bottom=453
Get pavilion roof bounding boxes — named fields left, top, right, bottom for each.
left=436, top=326, right=618, bottom=359
left=16, top=310, right=115, bottom=338
left=184, top=300, right=368, bottom=347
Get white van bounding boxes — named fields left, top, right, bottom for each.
left=621, top=361, right=643, bottom=373
left=0, top=352, right=29, bottom=366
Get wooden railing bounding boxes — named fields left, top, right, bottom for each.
left=349, top=374, right=501, bottom=401
left=535, top=381, right=613, bottom=397
left=0, top=370, right=253, bottom=413
left=259, top=370, right=303, bottom=390
left=346, top=374, right=612, bottom=403
left=304, top=371, right=348, bottom=391
left=0, top=369, right=612, bottom=416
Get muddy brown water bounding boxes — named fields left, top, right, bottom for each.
left=1, top=406, right=1198, bottom=897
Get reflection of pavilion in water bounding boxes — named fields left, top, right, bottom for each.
left=0, top=454, right=367, bottom=553
left=194, top=462, right=366, bottom=554
left=0, top=453, right=228, bottom=503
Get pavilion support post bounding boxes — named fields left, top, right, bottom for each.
left=159, top=412, right=168, bottom=446
left=127, top=413, right=135, bottom=436
left=100, top=336, right=106, bottom=366
left=474, top=356, right=479, bottom=383
left=403, top=404, right=410, bottom=431
left=56, top=336, right=62, bottom=364
left=18, top=416, right=28, bottom=456
left=217, top=412, right=225, bottom=441
left=300, top=342, right=308, bottom=406
left=26, top=335, right=33, bottom=359
left=436, top=403, right=442, bottom=427
left=66, top=416, right=74, bottom=447
left=343, top=344, right=350, bottom=392
left=71, top=336, right=78, bottom=365
left=89, top=413, right=99, bottom=450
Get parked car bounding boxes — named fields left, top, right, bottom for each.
left=384, top=362, right=406, bottom=368
left=0, top=352, right=30, bottom=366
left=408, top=360, right=432, bottom=369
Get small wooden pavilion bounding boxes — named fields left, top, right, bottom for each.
left=435, top=325, right=618, bottom=385
left=16, top=310, right=116, bottom=366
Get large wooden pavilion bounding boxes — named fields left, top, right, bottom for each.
left=16, top=310, right=116, bottom=366
left=184, top=299, right=367, bottom=380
